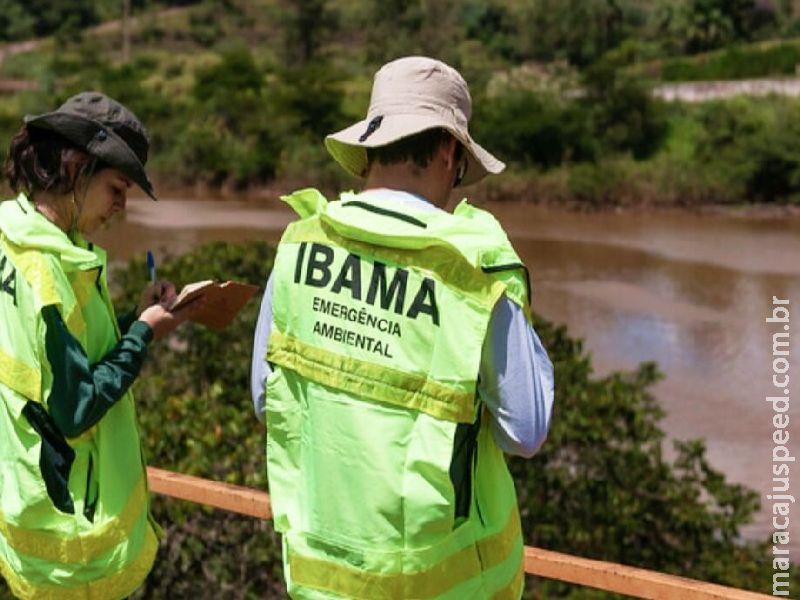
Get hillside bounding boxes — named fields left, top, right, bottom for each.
left=1, top=0, right=800, bottom=207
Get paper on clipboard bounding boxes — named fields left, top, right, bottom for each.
left=170, top=280, right=259, bottom=331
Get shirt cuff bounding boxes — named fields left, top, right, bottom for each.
left=129, top=320, right=154, bottom=345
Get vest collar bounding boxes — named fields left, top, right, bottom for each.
left=282, top=187, right=526, bottom=273
left=283, top=188, right=486, bottom=263
left=0, top=193, right=103, bottom=272
left=357, top=188, right=443, bottom=213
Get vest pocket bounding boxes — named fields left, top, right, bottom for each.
left=21, top=401, right=76, bottom=514
left=449, top=416, right=481, bottom=522
left=83, top=453, right=99, bottom=522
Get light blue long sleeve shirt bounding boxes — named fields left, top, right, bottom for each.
left=250, top=190, right=554, bottom=457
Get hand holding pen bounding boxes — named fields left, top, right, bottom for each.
left=137, top=250, right=204, bottom=340
left=136, top=250, right=177, bottom=315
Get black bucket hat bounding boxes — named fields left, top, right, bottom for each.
left=24, top=91, right=157, bottom=200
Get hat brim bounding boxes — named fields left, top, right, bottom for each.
left=325, top=113, right=505, bottom=187
left=24, top=112, right=157, bottom=201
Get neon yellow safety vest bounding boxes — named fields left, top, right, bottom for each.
left=0, top=194, right=158, bottom=600
left=266, top=189, right=531, bottom=599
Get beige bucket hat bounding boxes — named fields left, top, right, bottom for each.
left=325, top=56, right=505, bottom=187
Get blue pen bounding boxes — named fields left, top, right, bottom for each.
left=146, top=250, right=157, bottom=284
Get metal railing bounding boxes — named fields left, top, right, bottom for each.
left=147, top=467, right=772, bottom=600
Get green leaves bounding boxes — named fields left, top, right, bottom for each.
left=114, top=241, right=279, bottom=597
left=692, top=97, right=800, bottom=203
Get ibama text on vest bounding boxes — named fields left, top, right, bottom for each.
left=294, top=242, right=440, bottom=326
left=0, top=250, right=17, bottom=306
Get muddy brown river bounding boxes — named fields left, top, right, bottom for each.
left=92, top=196, right=800, bottom=559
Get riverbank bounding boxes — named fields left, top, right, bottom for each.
left=144, top=172, right=800, bottom=220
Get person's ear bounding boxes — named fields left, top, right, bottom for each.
left=445, top=138, right=467, bottom=188
left=442, top=137, right=459, bottom=172
left=63, top=155, right=79, bottom=182
left=63, top=150, right=90, bottom=189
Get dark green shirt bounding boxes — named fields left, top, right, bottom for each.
left=42, top=306, right=153, bottom=438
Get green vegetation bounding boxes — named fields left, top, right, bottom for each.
left=0, top=0, right=799, bottom=206
left=659, top=41, right=800, bottom=81
left=0, top=241, right=786, bottom=598
left=0, top=3, right=795, bottom=597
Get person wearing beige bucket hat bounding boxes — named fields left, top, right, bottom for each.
left=325, top=55, right=505, bottom=188
left=252, top=56, right=553, bottom=599
left=0, top=92, right=202, bottom=599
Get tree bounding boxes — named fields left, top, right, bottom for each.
left=679, top=0, right=777, bottom=53
left=472, top=88, right=597, bottom=168
left=461, top=0, right=518, bottom=60
left=512, top=0, right=634, bottom=67
left=271, top=61, right=347, bottom=140
left=0, top=0, right=34, bottom=41
left=693, top=98, right=800, bottom=204
left=26, top=0, right=99, bottom=38
left=362, top=0, right=463, bottom=65
left=512, top=325, right=778, bottom=595
left=581, top=57, right=667, bottom=160
left=274, top=0, right=338, bottom=64
left=185, top=45, right=280, bottom=185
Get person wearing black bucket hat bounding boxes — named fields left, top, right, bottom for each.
left=0, top=92, right=200, bottom=599
left=24, top=91, right=158, bottom=201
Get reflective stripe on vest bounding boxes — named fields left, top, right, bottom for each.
left=0, top=349, right=41, bottom=404
left=0, top=473, right=148, bottom=563
left=1, top=236, right=86, bottom=340
left=269, top=330, right=476, bottom=423
left=0, top=521, right=158, bottom=600
left=287, top=506, right=522, bottom=599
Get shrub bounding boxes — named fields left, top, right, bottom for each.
left=567, top=159, right=632, bottom=206
left=744, top=102, right=800, bottom=203
left=691, top=97, right=800, bottom=203
left=473, top=88, right=596, bottom=169
left=116, top=241, right=282, bottom=598
left=581, top=59, right=668, bottom=160
left=660, top=42, right=800, bottom=81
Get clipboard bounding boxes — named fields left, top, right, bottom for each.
left=171, top=280, right=259, bottom=331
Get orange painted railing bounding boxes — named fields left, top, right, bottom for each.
left=147, top=467, right=772, bottom=600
